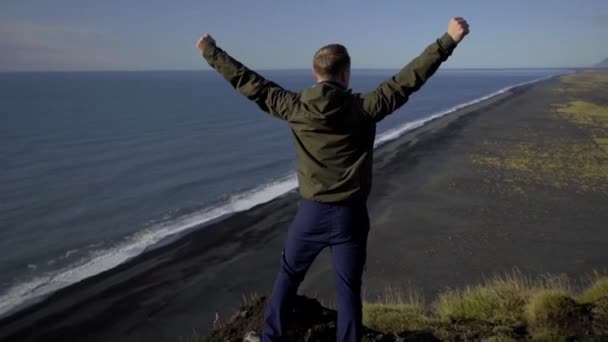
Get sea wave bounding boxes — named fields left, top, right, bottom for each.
left=0, top=73, right=559, bottom=318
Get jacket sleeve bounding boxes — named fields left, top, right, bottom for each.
left=202, top=44, right=298, bottom=121
left=361, top=33, right=457, bottom=122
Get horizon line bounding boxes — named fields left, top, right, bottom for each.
left=0, top=66, right=591, bottom=74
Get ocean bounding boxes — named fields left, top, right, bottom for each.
left=0, top=68, right=565, bottom=316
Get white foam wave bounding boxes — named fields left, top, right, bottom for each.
left=0, top=175, right=298, bottom=317
left=0, top=73, right=560, bottom=318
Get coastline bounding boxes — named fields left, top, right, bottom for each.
left=0, top=73, right=555, bottom=321
left=4, top=74, right=608, bottom=342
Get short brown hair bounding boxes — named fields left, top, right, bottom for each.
left=313, top=44, right=350, bottom=78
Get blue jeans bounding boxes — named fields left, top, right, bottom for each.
left=262, top=198, right=370, bottom=342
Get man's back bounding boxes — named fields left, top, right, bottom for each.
left=200, top=32, right=458, bottom=203
left=288, top=81, right=376, bottom=203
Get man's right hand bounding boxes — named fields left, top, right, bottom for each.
left=196, top=34, right=216, bottom=55
left=447, top=17, right=470, bottom=44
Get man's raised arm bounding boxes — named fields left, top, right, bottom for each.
left=361, top=18, right=470, bottom=122
left=196, top=34, right=298, bottom=121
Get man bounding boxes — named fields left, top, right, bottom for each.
left=196, top=17, right=469, bottom=342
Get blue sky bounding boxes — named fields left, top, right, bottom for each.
left=1, top=0, right=607, bottom=71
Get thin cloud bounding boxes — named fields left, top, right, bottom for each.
left=0, top=22, right=118, bottom=71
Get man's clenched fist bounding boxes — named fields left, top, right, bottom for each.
left=196, top=34, right=216, bottom=54
left=447, top=17, right=470, bottom=43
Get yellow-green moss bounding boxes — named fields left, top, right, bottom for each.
left=594, top=137, right=608, bottom=154
left=471, top=78, right=608, bottom=196
left=557, top=100, right=608, bottom=128
left=472, top=140, right=608, bottom=194
left=475, top=76, right=608, bottom=195
left=557, top=72, right=608, bottom=95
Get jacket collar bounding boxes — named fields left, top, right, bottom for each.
left=318, top=80, right=348, bottom=91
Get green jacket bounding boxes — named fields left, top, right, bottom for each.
left=202, top=33, right=457, bottom=203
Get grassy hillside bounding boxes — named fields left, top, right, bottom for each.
left=196, top=273, right=608, bottom=341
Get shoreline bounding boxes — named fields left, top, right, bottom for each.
left=0, top=74, right=556, bottom=321
left=1, top=75, right=594, bottom=342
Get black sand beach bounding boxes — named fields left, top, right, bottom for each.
left=1, top=72, right=607, bottom=342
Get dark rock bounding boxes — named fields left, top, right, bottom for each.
left=592, top=297, right=608, bottom=337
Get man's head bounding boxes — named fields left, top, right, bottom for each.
left=312, top=44, right=351, bottom=88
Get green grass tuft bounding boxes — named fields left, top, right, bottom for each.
left=525, top=290, right=583, bottom=337
left=580, top=277, right=608, bottom=303
left=434, top=274, right=529, bottom=322
left=363, top=303, right=428, bottom=332
left=363, top=285, right=429, bottom=332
